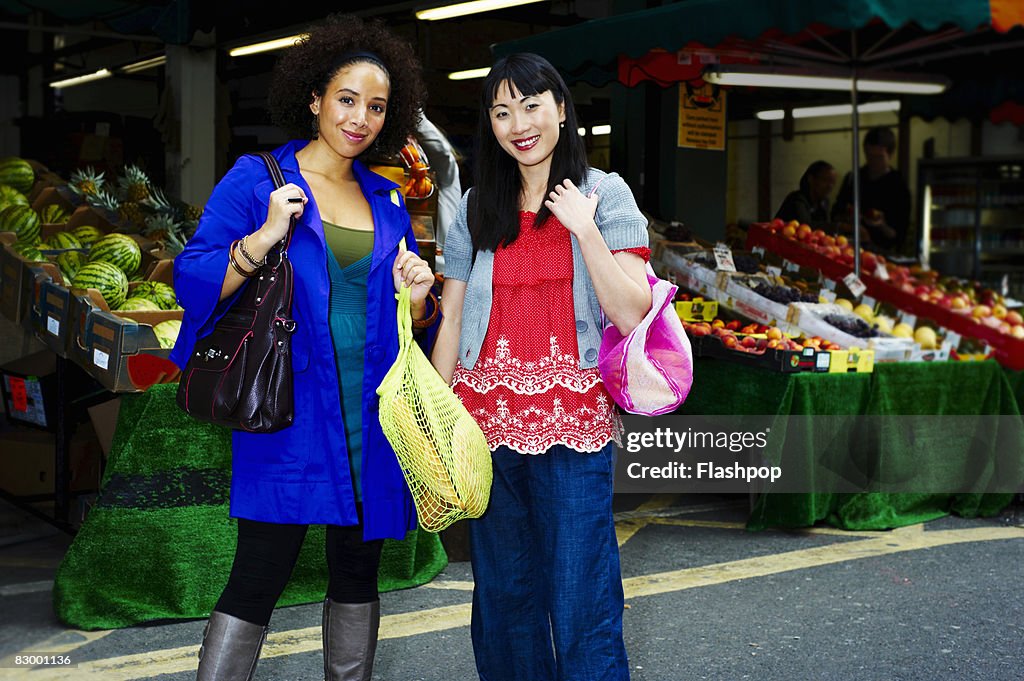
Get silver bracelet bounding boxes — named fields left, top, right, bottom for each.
left=239, top=235, right=266, bottom=269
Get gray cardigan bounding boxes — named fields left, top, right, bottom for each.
left=443, top=168, right=649, bottom=370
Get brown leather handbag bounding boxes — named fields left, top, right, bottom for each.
left=176, top=152, right=297, bottom=432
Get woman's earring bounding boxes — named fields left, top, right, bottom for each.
left=559, top=122, right=565, bottom=128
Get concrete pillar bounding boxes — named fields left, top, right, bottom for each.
left=164, top=42, right=216, bottom=206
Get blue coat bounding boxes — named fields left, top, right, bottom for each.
left=170, top=140, right=419, bottom=541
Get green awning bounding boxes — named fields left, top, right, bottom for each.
left=494, top=0, right=1002, bottom=72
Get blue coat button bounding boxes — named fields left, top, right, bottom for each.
left=575, top=320, right=588, bottom=333
left=584, top=347, right=598, bottom=362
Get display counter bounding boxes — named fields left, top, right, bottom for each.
left=679, top=358, right=1022, bottom=531
left=52, top=384, right=447, bottom=630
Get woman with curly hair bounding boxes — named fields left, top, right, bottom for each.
left=169, top=14, right=433, bottom=681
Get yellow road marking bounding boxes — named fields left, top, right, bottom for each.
left=621, top=525, right=1024, bottom=600
left=10, top=523, right=1022, bottom=681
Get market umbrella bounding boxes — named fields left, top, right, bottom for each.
left=495, top=0, right=1024, bottom=274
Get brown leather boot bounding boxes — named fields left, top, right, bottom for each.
left=322, top=599, right=380, bottom=681
left=196, top=611, right=268, bottom=681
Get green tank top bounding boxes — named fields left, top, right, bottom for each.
left=323, top=221, right=374, bottom=268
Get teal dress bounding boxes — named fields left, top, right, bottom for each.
left=324, top=222, right=374, bottom=502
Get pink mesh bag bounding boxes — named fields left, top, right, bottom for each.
left=597, top=264, right=694, bottom=415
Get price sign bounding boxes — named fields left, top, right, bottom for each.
left=47, top=315, right=60, bottom=336
left=822, top=279, right=837, bottom=291
left=767, top=265, right=783, bottom=277
left=713, top=243, right=736, bottom=273
left=862, top=296, right=876, bottom=309
left=94, top=348, right=110, bottom=371
left=783, top=259, right=800, bottom=272
left=8, top=377, right=27, bottom=412
left=752, top=246, right=766, bottom=257
left=842, top=272, right=867, bottom=298
left=945, top=330, right=961, bottom=348
left=874, top=263, right=889, bottom=281
left=900, top=312, right=917, bottom=327
left=820, top=289, right=837, bottom=303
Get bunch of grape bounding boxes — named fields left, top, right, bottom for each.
left=692, top=253, right=760, bottom=274
left=752, top=282, right=818, bottom=304
left=664, top=222, right=692, bottom=241
left=824, top=314, right=879, bottom=338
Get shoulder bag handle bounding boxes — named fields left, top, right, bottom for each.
left=254, top=152, right=298, bottom=259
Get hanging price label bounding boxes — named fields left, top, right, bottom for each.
left=842, top=272, right=867, bottom=297
left=8, top=377, right=27, bottom=412
left=944, top=330, right=961, bottom=348
left=713, top=243, right=736, bottom=272
left=751, top=246, right=766, bottom=258
left=862, top=296, right=876, bottom=309
left=822, top=279, right=837, bottom=291
left=820, top=289, right=837, bottom=303
left=783, top=259, right=800, bottom=272
left=874, top=263, right=889, bottom=281
left=47, top=315, right=60, bottom=336
left=767, top=265, right=783, bottom=277
left=900, top=312, right=917, bottom=328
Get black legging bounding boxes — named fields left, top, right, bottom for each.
left=215, top=518, right=385, bottom=626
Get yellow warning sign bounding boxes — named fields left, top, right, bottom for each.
left=677, top=82, right=726, bottom=151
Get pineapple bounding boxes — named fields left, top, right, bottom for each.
left=86, top=188, right=124, bottom=226
left=118, top=165, right=151, bottom=202
left=69, top=166, right=105, bottom=198
left=143, top=186, right=176, bottom=216
left=184, top=204, right=203, bottom=222
left=119, top=202, right=145, bottom=229
left=144, top=214, right=186, bottom=255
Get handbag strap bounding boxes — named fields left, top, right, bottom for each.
left=254, top=151, right=297, bottom=255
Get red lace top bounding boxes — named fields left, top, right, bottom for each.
left=452, top=211, right=650, bottom=455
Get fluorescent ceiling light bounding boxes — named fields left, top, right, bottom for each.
left=448, top=67, right=491, bottom=80
left=417, top=0, right=545, bottom=21
left=121, top=55, right=166, bottom=74
left=229, top=34, right=307, bottom=57
left=577, top=127, right=586, bottom=136
left=704, top=65, right=948, bottom=94
left=756, top=100, right=901, bottom=121
left=591, top=125, right=611, bottom=136
left=50, top=68, right=112, bottom=89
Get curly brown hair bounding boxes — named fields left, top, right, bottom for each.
left=268, top=14, right=425, bottom=158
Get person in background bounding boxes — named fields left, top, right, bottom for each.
left=170, top=15, right=434, bottom=681
left=831, top=126, right=912, bottom=253
left=432, top=52, right=651, bottom=681
left=415, top=115, right=462, bottom=274
left=775, top=160, right=836, bottom=230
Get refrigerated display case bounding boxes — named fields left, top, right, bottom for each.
left=919, top=156, right=1024, bottom=299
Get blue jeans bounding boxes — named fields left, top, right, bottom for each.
left=469, top=443, right=629, bottom=681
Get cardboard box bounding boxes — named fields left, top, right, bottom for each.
left=70, top=260, right=181, bottom=393
left=86, top=396, right=121, bottom=457
left=0, top=239, right=60, bottom=326
left=0, top=423, right=104, bottom=498
left=1, top=350, right=57, bottom=429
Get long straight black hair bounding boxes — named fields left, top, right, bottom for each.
left=470, top=53, right=588, bottom=252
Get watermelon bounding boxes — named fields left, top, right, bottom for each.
left=57, top=250, right=86, bottom=281
left=88, top=233, right=142, bottom=276
left=0, top=185, right=28, bottom=211
left=72, top=261, right=129, bottom=310
left=118, top=296, right=161, bottom=312
left=153, top=319, right=182, bottom=349
left=131, top=280, right=178, bottom=310
left=43, top=232, right=82, bottom=251
left=71, top=224, right=104, bottom=246
left=0, top=157, right=35, bottom=194
left=39, top=204, right=70, bottom=224
left=0, top=204, right=41, bottom=243
left=9, top=242, right=44, bottom=262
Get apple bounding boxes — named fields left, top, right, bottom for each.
left=1006, top=310, right=1023, bottom=325
left=770, top=218, right=785, bottom=230
left=972, top=304, right=992, bottom=319
left=797, top=225, right=813, bottom=241
left=1012, top=325, right=1024, bottom=340
left=992, top=304, right=1008, bottom=319
left=950, top=297, right=968, bottom=310
left=782, top=225, right=796, bottom=238
left=836, top=235, right=848, bottom=248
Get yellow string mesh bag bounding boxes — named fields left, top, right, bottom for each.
left=377, top=241, right=492, bottom=532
